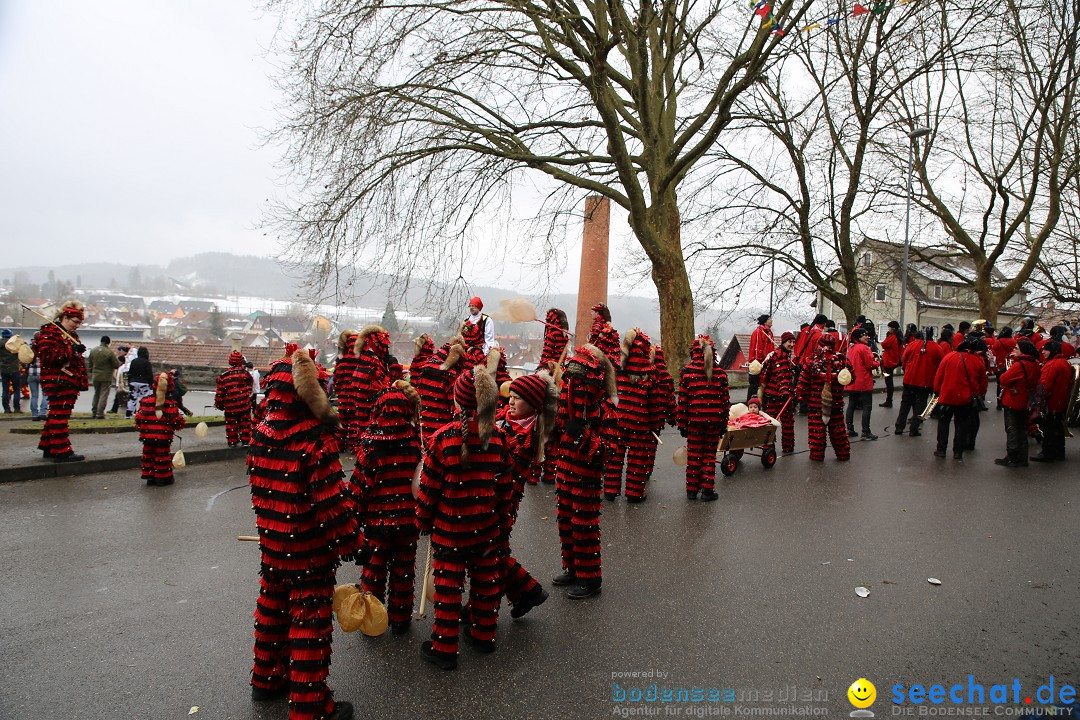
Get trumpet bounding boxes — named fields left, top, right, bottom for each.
left=919, top=394, right=939, bottom=421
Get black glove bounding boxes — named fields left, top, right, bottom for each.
left=74, top=343, right=86, bottom=354
left=679, top=427, right=687, bottom=438
left=667, top=417, right=677, bottom=428
left=353, top=543, right=372, bottom=567
left=566, top=418, right=585, bottom=440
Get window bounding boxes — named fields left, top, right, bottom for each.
left=875, top=284, right=886, bottom=302
left=862, top=251, right=872, bottom=268
left=933, top=285, right=943, bottom=299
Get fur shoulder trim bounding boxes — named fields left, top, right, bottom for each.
left=580, top=343, right=618, bottom=401
left=485, top=347, right=502, bottom=374
left=620, top=328, right=638, bottom=369
left=337, top=330, right=358, bottom=355
left=393, top=379, right=422, bottom=418
left=292, top=350, right=338, bottom=426
left=440, top=344, right=464, bottom=371
left=473, top=365, right=498, bottom=449
left=154, top=372, right=169, bottom=416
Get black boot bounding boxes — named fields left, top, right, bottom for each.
left=551, top=570, right=575, bottom=586
left=510, top=585, right=549, bottom=619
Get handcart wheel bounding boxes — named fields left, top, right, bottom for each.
left=761, top=446, right=777, bottom=469
left=720, top=454, right=738, bottom=476
left=733, top=448, right=745, bottom=460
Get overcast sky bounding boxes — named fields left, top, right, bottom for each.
left=0, top=1, right=659, bottom=298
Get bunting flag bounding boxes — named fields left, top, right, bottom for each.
left=748, top=0, right=917, bottom=39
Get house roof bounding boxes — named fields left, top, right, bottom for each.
left=130, top=341, right=284, bottom=370
left=858, top=238, right=1010, bottom=285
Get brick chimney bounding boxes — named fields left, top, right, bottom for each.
left=574, top=195, right=610, bottom=344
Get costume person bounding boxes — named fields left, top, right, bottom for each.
left=759, top=331, right=797, bottom=454
left=135, top=372, right=185, bottom=486
left=587, top=303, right=620, bottom=365
left=604, top=328, right=660, bottom=503
left=346, top=325, right=395, bottom=450
left=412, top=337, right=467, bottom=443
left=416, top=366, right=511, bottom=669
left=461, top=296, right=495, bottom=354
left=36, top=301, right=88, bottom=462
left=215, top=351, right=254, bottom=447
left=248, top=347, right=361, bottom=720
left=552, top=344, right=616, bottom=599
left=352, top=381, right=423, bottom=633
left=676, top=335, right=731, bottom=501
left=538, top=308, right=571, bottom=367
left=795, top=334, right=854, bottom=462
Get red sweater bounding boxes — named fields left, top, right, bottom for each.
left=880, top=333, right=901, bottom=369
left=846, top=342, right=880, bottom=392
left=998, top=356, right=1040, bottom=412
left=748, top=325, right=774, bottom=363
left=933, top=351, right=988, bottom=405
left=1040, top=356, right=1074, bottom=414
left=901, top=340, right=944, bottom=388
left=793, top=325, right=824, bottom=366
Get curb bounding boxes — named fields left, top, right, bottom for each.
left=1, top=446, right=248, bottom=484
left=8, top=418, right=226, bottom=435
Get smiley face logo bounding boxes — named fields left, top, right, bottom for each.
left=848, top=678, right=877, bottom=709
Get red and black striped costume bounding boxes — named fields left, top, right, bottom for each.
left=554, top=344, right=616, bottom=591
left=676, top=336, right=730, bottom=497
left=135, top=372, right=185, bottom=485
left=332, top=331, right=360, bottom=446
left=248, top=350, right=362, bottom=720
left=412, top=341, right=465, bottom=444
left=409, top=334, right=435, bottom=377
left=215, top=351, right=254, bottom=446
left=344, top=326, right=394, bottom=451
left=351, top=384, right=422, bottom=629
left=795, top=337, right=853, bottom=461
left=759, top=341, right=796, bottom=453
left=460, top=315, right=489, bottom=352
left=539, top=308, right=570, bottom=366
left=651, top=345, right=676, bottom=427
left=588, top=317, right=621, bottom=366
left=416, top=367, right=511, bottom=662
left=36, top=316, right=88, bottom=459
left=496, top=406, right=546, bottom=612
left=604, top=329, right=659, bottom=501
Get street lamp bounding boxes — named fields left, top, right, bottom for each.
left=899, top=126, right=932, bottom=330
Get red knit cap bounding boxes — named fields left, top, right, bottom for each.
left=454, top=369, right=478, bottom=410
left=469, top=296, right=483, bottom=311
left=510, top=374, right=547, bottom=410
left=229, top=351, right=245, bottom=366
left=819, top=334, right=837, bottom=349
left=59, top=302, right=85, bottom=321
left=780, top=332, right=795, bottom=344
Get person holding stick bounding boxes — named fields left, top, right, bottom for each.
left=34, top=301, right=89, bottom=462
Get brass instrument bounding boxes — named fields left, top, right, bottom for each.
left=919, top=393, right=939, bottom=421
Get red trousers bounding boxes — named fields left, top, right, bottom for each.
left=807, top=408, right=850, bottom=461
left=554, top=441, right=603, bottom=584
left=141, top=441, right=174, bottom=483
left=224, top=412, right=251, bottom=446
left=764, top=396, right=795, bottom=453
left=430, top=547, right=502, bottom=655
left=603, top=431, right=657, bottom=499
left=251, top=570, right=337, bottom=720
left=361, top=527, right=418, bottom=625
left=685, top=427, right=723, bottom=493
left=38, top=386, right=78, bottom=457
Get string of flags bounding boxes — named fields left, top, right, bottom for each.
left=750, top=0, right=918, bottom=38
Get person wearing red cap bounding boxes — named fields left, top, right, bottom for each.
left=795, top=333, right=854, bottom=461
left=351, top=381, right=423, bottom=634
left=215, top=350, right=254, bottom=447
left=605, top=328, right=661, bottom=503
left=495, top=371, right=558, bottom=618
left=759, top=332, right=797, bottom=453
left=135, top=371, right=186, bottom=486
left=552, top=344, right=616, bottom=598
left=588, top=303, right=621, bottom=365
left=461, top=296, right=495, bottom=354
left=677, top=335, right=730, bottom=501
left=36, top=300, right=89, bottom=462
left=247, top=348, right=361, bottom=720
left=416, top=365, right=511, bottom=669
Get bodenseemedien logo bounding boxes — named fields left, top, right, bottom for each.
left=849, top=678, right=877, bottom=717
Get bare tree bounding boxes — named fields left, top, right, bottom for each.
left=265, top=0, right=815, bottom=370
left=895, top=0, right=1080, bottom=320
left=693, top=0, right=986, bottom=327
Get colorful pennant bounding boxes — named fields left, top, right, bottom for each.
left=748, top=0, right=916, bottom=38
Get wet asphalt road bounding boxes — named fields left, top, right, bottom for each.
left=1, top=408, right=1078, bottom=720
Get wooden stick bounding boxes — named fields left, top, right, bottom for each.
left=237, top=535, right=260, bottom=542
left=20, top=304, right=79, bottom=344
left=417, top=540, right=434, bottom=618
left=532, top=318, right=575, bottom=338
left=651, top=431, right=663, bottom=445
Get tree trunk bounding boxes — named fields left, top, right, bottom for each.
left=647, top=201, right=695, bottom=375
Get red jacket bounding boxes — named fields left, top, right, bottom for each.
left=992, top=337, right=1015, bottom=370
left=951, top=333, right=964, bottom=350
left=1039, top=356, right=1074, bottom=414
left=880, top=333, right=901, bottom=369
left=748, top=325, right=775, bottom=363
left=998, top=356, right=1040, bottom=412
left=793, top=325, right=824, bottom=366
left=846, top=342, right=879, bottom=392
left=901, top=340, right=944, bottom=388
left=933, top=351, right=988, bottom=405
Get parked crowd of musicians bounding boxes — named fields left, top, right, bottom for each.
left=16, top=298, right=1079, bottom=720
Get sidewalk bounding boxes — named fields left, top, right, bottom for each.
left=0, top=421, right=246, bottom=484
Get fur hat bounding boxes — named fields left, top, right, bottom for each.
left=292, top=349, right=338, bottom=426
left=228, top=351, right=245, bottom=367
left=56, top=300, right=85, bottom=321
left=367, top=384, right=418, bottom=439
left=355, top=325, right=389, bottom=356
left=338, top=330, right=358, bottom=356
left=413, top=333, right=434, bottom=359
left=469, top=296, right=483, bottom=311
left=393, top=379, right=422, bottom=417
left=691, top=335, right=716, bottom=381
left=780, top=331, right=795, bottom=344
left=454, top=365, right=498, bottom=448
left=153, top=371, right=174, bottom=418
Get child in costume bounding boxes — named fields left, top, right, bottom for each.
left=759, top=332, right=797, bottom=453
left=214, top=351, right=254, bottom=447
left=135, top=371, right=186, bottom=486
left=677, top=335, right=731, bottom=501
left=604, top=328, right=660, bottom=503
